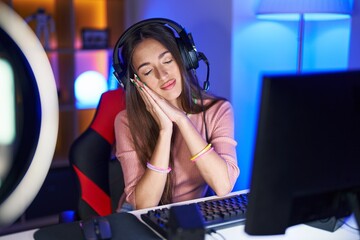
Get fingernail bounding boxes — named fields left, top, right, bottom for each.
left=134, top=74, right=140, bottom=81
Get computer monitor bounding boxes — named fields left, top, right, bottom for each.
left=0, top=3, right=58, bottom=227
left=245, top=70, right=360, bottom=235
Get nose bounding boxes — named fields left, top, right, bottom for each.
left=155, top=65, right=169, bottom=81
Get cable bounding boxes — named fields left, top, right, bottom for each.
left=339, top=218, right=360, bottom=231
left=205, top=232, right=217, bottom=240
left=200, top=92, right=209, bottom=143
left=206, top=229, right=226, bottom=240
left=198, top=52, right=210, bottom=91
left=196, top=52, right=210, bottom=143
left=345, top=192, right=360, bottom=239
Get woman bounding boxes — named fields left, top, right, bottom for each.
left=114, top=20, right=239, bottom=210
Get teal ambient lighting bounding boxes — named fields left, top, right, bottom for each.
left=257, top=0, right=352, bottom=20
left=256, top=0, right=352, bottom=72
left=257, top=13, right=351, bottom=21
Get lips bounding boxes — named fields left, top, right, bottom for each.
left=160, top=79, right=176, bottom=90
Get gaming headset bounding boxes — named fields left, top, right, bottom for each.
left=112, top=18, right=210, bottom=91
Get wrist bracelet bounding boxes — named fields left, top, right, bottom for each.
left=191, top=147, right=214, bottom=162
left=190, top=143, right=212, bottom=161
left=146, top=162, right=171, bottom=174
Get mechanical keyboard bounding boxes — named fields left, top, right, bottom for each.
left=140, top=192, right=249, bottom=238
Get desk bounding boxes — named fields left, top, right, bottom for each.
left=131, top=190, right=359, bottom=240
left=0, top=190, right=359, bottom=240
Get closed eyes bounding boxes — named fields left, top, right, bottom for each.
left=143, top=58, right=174, bottom=76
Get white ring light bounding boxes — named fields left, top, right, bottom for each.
left=0, top=3, right=59, bottom=226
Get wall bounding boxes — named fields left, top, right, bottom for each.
left=232, top=0, right=355, bottom=190
left=349, top=0, right=360, bottom=69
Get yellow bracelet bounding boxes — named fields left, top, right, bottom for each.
left=190, top=143, right=212, bottom=161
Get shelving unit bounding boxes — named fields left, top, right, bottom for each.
left=4, top=0, right=124, bottom=165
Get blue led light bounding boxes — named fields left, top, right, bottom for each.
left=304, top=13, right=351, bottom=21
left=257, top=13, right=300, bottom=21
left=257, top=13, right=351, bottom=21
left=74, top=71, right=107, bottom=109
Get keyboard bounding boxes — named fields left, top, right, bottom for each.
left=140, top=192, right=249, bottom=238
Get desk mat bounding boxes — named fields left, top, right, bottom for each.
left=33, top=212, right=161, bottom=240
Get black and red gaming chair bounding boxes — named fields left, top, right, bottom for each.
left=69, top=88, right=126, bottom=220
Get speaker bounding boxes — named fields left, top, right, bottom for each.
left=112, top=18, right=206, bottom=89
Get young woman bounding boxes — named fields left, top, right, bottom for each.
left=114, top=20, right=239, bottom=210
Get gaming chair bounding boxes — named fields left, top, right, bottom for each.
left=69, top=88, right=126, bottom=220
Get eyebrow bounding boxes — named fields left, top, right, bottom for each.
left=136, top=50, right=171, bottom=71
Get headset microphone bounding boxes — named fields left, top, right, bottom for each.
left=198, top=52, right=210, bottom=92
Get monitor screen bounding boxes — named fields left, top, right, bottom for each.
left=245, top=70, right=360, bottom=235
left=0, top=3, right=58, bottom=227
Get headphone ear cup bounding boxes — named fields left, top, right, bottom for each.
left=120, top=74, right=128, bottom=89
left=176, top=38, right=199, bottom=70
left=112, top=62, right=128, bottom=89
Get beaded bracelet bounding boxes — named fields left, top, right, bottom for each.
left=191, top=147, right=214, bottom=162
left=190, top=143, right=212, bottom=161
left=146, top=162, right=172, bottom=174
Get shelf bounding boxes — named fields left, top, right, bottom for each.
left=5, top=0, right=125, bottom=165
left=46, top=48, right=113, bottom=54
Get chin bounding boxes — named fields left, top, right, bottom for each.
left=163, top=93, right=182, bottom=106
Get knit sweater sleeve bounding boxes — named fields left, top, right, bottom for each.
left=207, top=100, right=240, bottom=190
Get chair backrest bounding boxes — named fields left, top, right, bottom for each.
left=69, top=88, right=126, bottom=220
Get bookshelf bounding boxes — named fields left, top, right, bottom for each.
left=4, top=0, right=124, bottom=165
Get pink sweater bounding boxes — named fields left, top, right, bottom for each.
left=114, top=100, right=239, bottom=209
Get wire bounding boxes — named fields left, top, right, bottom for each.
left=200, top=93, right=209, bottom=143
left=196, top=51, right=210, bottom=143
left=205, top=232, right=217, bottom=240
left=198, top=52, right=210, bottom=91
left=339, top=218, right=360, bottom=231
left=206, top=229, right=226, bottom=240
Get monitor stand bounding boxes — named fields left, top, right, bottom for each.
left=306, top=217, right=344, bottom=232
left=305, top=192, right=360, bottom=233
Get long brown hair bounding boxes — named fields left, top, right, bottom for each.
left=120, top=23, right=220, bottom=205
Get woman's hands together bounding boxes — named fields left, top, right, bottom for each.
left=131, top=75, right=187, bottom=130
